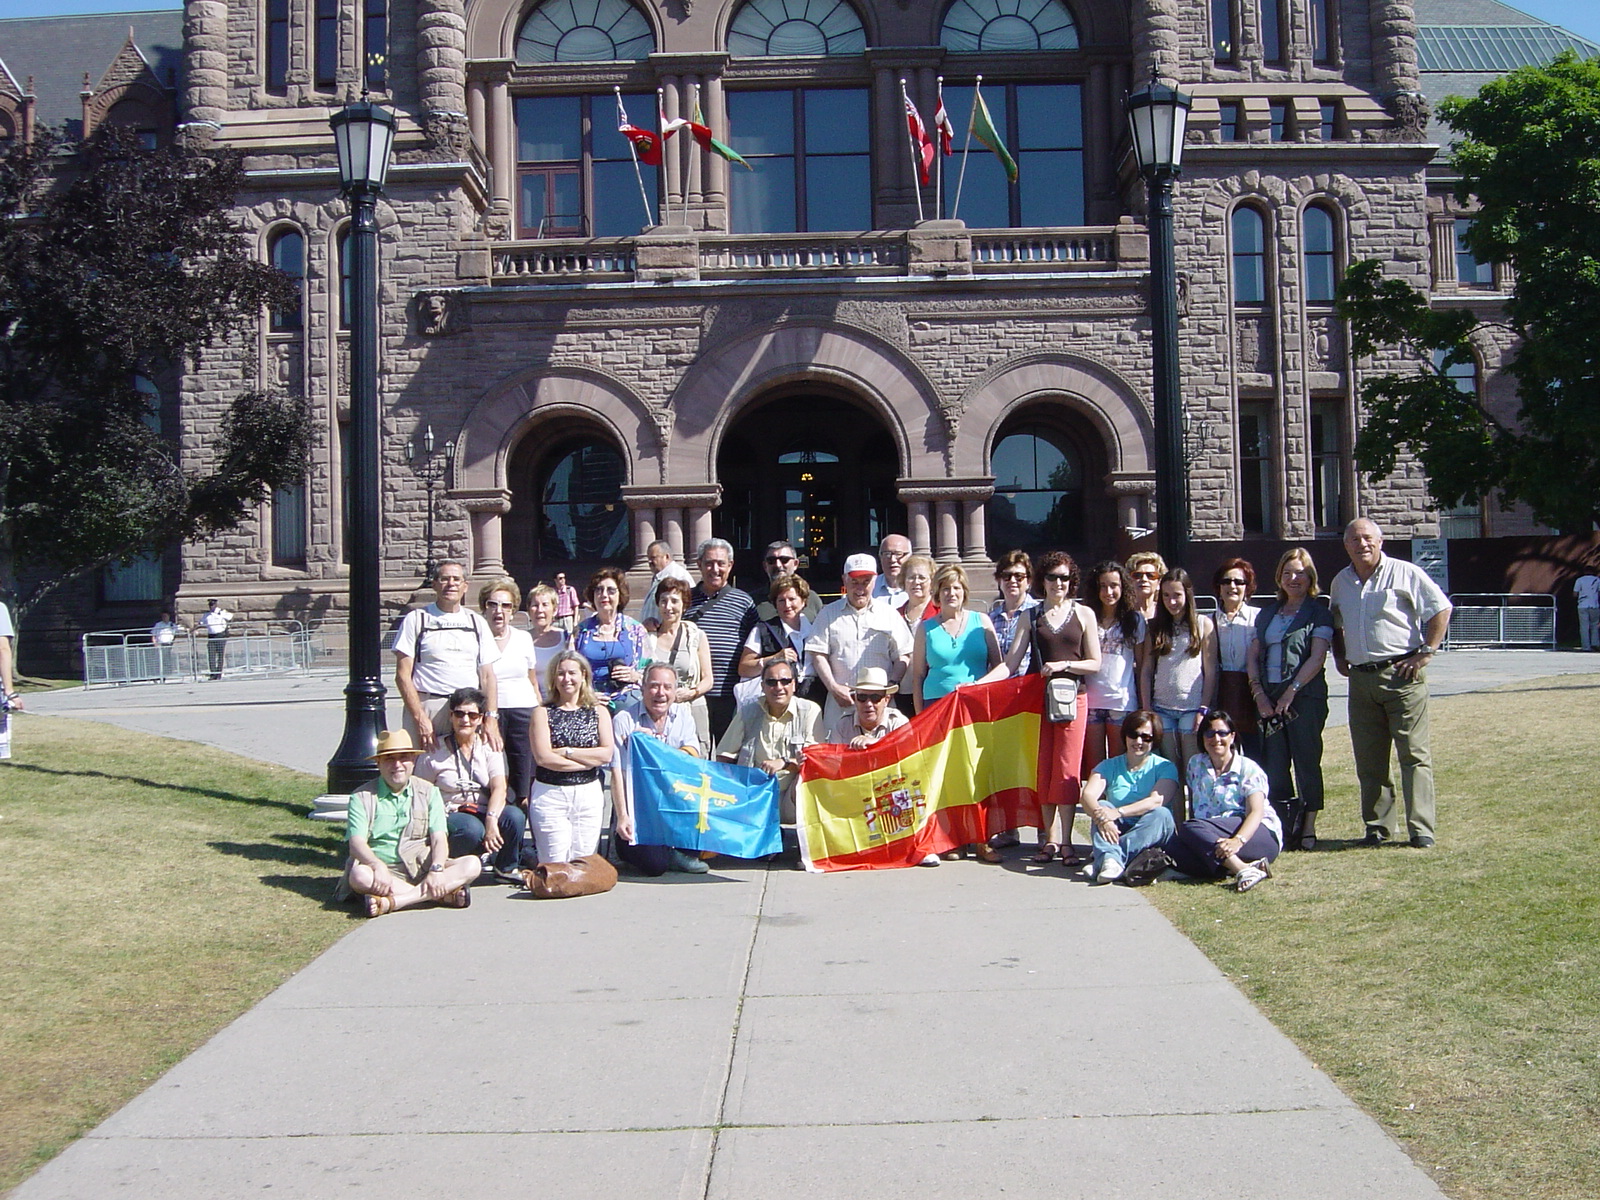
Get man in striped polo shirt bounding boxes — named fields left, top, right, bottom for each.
left=686, top=537, right=758, bottom=742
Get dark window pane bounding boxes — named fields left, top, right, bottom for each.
left=1213, top=0, right=1236, bottom=62
left=1455, top=219, right=1493, bottom=285
left=1239, top=402, right=1273, bottom=534
left=1219, top=102, right=1241, bottom=141
left=1311, top=0, right=1334, bottom=63
left=266, top=0, right=289, bottom=94
left=731, top=155, right=796, bottom=233
left=804, top=88, right=868, bottom=154
left=1017, top=150, right=1083, bottom=226
left=1303, top=206, right=1337, bottom=304
left=593, top=158, right=657, bottom=236
left=1320, top=102, right=1338, bottom=140
left=728, top=90, right=796, bottom=157
left=1259, top=0, right=1283, bottom=63
left=273, top=483, right=307, bottom=565
left=316, top=0, right=338, bottom=88
left=517, top=96, right=582, bottom=162
left=540, top=442, right=628, bottom=560
left=1269, top=102, right=1287, bottom=141
left=1015, top=84, right=1081, bottom=150
left=986, top=427, right=1082, bottom=552
left=805, top=155, right=870, bottom=231
left=1232, top=208, right=1266, bottom=304
left=338, top=230, right=351, bottom=329
left=364, top=0, right=387, bottom=89
left=269, top=230, right=304, bottom=330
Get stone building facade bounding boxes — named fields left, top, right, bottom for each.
left=8, top=0, right=1585, bottom=645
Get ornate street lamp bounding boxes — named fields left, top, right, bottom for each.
left=326, top=98, right=397, bottom=794
left=1127, top=70, right=1193, bottom=569
left=407, top=423, right=456, bottom=587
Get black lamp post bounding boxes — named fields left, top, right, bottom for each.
left=326, top=98, right=397, bottom=794
left=1127, top=71, right=1193, bottom=569
left=407, top=423, right=456, bottom=587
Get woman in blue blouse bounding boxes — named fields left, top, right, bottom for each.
left=572, top=567, right=647, bottom=707
left=1171, top=710, right=1281, bottom=891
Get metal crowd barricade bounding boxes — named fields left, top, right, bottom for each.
left=1443, top=593, right=1556, bottom=649
left=82, top=621, right=319, bottom=687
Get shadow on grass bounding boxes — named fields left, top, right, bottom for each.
left=7, top=762, right=303, bottom=815
left=258, top=873, right=367, bottom=918
left=208, top=839, right=342, bottom=870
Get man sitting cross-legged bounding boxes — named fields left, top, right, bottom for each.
left=343, top=729, right=479, bottom=917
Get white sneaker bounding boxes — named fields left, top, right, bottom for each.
left=1234, top=860, right=1272, bottom=892
left=1097, top=857, right=1124, bottom=883
left=919, top=853, right=942, bottom=866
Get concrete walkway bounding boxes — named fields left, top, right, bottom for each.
left=19, top=650, right=1590, bottom=1198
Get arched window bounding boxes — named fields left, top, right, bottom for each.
left=728, top=0, right=867, bottom=56
left=987, top=423, right=1083, bottom=551
left=1302, top=204, right=1338, bottom=305
left=537, top=439, right=629, bottom=560
left=1231, top=206, right=1267, bottom=305
left=1432, top=347, right=1478, bottom=396
left=268, top=228, right=304, bottom=331
left=516, top=0, right=655, bottom=64
left=940, top=0, right=1078, bottom=53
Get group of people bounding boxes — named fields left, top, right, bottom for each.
left=342, top=518, right=1453, bottom=911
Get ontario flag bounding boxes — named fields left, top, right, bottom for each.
left=797, top=674, right=1045, bottom=871
left=933, top=82, right=956, bottom=158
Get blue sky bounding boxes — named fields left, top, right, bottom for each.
left=3, top=0, right=1598, bottom=49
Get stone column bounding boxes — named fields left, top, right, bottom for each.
left=180, top=0, right=227, bottom=137
left=961, top=500, right=989, bottom=567
left=1130, top=0, right=1182, bottom=83
left=630, top=507, right=658, bottom=568
left=416, top=0, right=468, bottom=156
left=457, top=490, right=512, bottom=577
left=702, top=71, right=728, bottom=228
left=934, top=502, right=960, bottom=561
left=1107, top=474, right=1158, bottom=531
left=689, top=506, right=714, bottom=554
left=908, top=502, right=932, bottom=556
left=662, top=508, right=685, bottom=558
left=486, top=63, right=515, bottom=228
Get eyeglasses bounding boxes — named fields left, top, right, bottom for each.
left=484, top=600, right=515, bottom=609
left=1131, top=571, right=1158, bottom=580
left=1220, top=578, right=1247, bottom=587
left=765, top=555, right=796, bottom=565
left=452, top=710, right=482, bottom=721
left=762, top=677, right=796, bottom=687
left=1202, top=727, right=1233, bottom=739
left=1045, top=573, right=1072, bottom=583
left=1125, top=731, right=1154, bottom=743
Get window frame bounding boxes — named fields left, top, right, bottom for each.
left=314, top=0, right=339, bottom=91
left=1212, top=0, right=1238, bottom=64
left=936, top=80, right=1086, bottom=229
left=726, top=86, right=873, bottom=235
left=1258, top=0, right=1285, bottom=66
left=1453, top=217, right=1495, bottom=287
left=265, top=0, right=290, bottom=95
left=1302, top=202, right=1339, bottom=306
left=267, top=226, right=306, bottom=332
left=535, top=436, right=630, bottom=563
left=1230, top=205, right=1269, bottom=308
left=1309, top=397, right=1347, bottom=533
left=514, top=91, right=661, bottom=239
left=1237, top=398, right=1276, bottom=536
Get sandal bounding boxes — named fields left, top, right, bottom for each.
left=365, top=893, right=394, bottom=918
left=1029, top=843, right=1061, bottom=863
left=1058, top=847, right=1085, bottom=868
left=439, top=885, right=472, bottom=909
left=1297, top=832, right=1318, bottom=852
left=974, top=844, right=1002, bottom=864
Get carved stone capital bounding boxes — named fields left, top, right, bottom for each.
left=619, top=484, right=723, bottom=509
left=1105, top=473, right=1157, bottom=498
left=897, top=477, right=996, bottom=504
left=452, top=488, right=512, bottom=514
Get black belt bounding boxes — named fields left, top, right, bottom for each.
left=1353, top=652, right=1420, bottom=673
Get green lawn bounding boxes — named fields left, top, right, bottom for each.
left=1146, top=674, right=1600, bottom=1200
left=0, top=717, right=355, bottom=1192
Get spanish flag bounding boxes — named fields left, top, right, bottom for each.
left=797, top=674, right=1044, bottom=872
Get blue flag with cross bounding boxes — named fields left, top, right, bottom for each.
left=629, top=734, right=783, bottom=859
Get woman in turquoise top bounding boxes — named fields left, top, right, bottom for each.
left=912, top=562, right=1006, bottom=710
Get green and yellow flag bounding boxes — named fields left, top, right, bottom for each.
left=970, top=89, right=1018, bottom=184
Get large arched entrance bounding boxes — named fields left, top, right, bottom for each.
left=504, top=416, right=629, bottom=585
left=715, top=391, right=905, bottom=587
left=986, top=400, right=1113, bottom=562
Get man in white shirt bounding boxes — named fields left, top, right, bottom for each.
left=393, top=560, right=502, bottom=752
left=639, top=540, right=693, bottom=632
left=612, top=662, right=706, bottom=875
left=717, top=658, right=821, bottom=823
left=807, top=554, right=914, bottom=727
left=201, top=598, right=232, bottom=680
left=1330, top=519, right=1452, bottom=849
left=872, top=534, right=912, bottom=609
left=1574, top=570, right=1600, bottom=651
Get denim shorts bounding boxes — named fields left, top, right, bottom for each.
left=1088, top=708, right=1130, bottom=725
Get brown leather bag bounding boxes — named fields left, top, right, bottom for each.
left=522, top=854, right=618, bottom=899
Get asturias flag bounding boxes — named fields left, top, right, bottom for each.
left=796, top=674, right=1045, bottom=872
left=629, top=734, right=782, bottom=859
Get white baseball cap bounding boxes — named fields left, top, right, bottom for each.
left=843, top=553, right=877, bottom=578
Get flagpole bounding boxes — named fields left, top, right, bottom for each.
left=953, top=74, right=981, bottom=224
left=935, top=75, right=945, bottom=220
left=616, top=87, right=655, bottom=229
left=657, top=87, right=672, bottom=226
left=899, top=77, right=925, bottom=222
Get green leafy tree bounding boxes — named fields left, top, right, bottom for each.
left=0, top=128, right=312, bottom=617
left=1336, top=52, right=1600, bottom=533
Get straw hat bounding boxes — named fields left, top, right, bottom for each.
left=371, top=729, right=421, bottom=760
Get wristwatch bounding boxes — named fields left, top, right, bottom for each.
left=429, top=863, right=445, bottom=873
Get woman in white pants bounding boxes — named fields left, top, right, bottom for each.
left=529, top=650, right=614, bottom=864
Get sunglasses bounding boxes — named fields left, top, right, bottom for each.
left=1045, top=572, right=1073, bottom=583
left=452, top=710, right=482, bottom=721
left=1125, top=731, right=1154, bottom=743
left=762, top=677, right=796, bottom=687
left=999, top=572, right=1028, bottom=581
left=852, top=692, right=888, bottom=703
left=1131, top=571, right=1158, bottom=580
left=1220, top=578, right=1247, bottom=587
left=484, top=600, right=516, bottom=609
left=765, top=555, right=796, bottom=565
left=1202, top=727, right=1234, bottom=739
